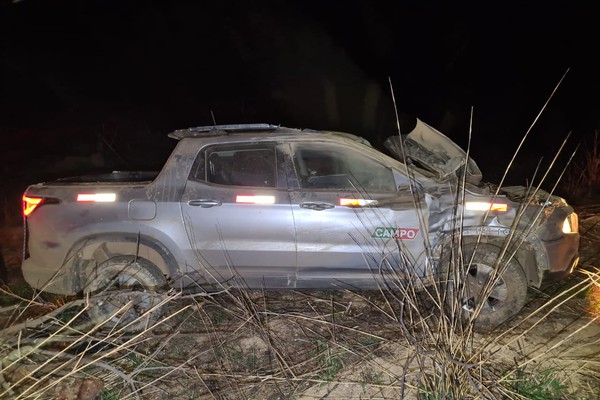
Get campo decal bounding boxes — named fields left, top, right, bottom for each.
left=371, top=227, right=420, bottom=240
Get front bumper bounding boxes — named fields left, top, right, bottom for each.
left=541, top=255, right=579, bottom=285
left=542, top=232, right=580, bottom=273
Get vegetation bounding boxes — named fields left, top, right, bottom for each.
left=509, top=368, right=567, bottom=400
left=0, top=265, right=598, bottom=399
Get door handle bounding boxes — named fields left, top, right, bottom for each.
left=299, top=202, right=335, bottom=211
left=188, top=199, right=222, bottom=208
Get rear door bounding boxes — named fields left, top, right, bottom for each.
left=180, top=142, right=297, bottom=289
left=285, top=141, right=430, bottom=289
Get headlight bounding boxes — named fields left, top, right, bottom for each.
left=562, top=218, right=572, bottom=233
left=562, top=213, right=578, bottom=234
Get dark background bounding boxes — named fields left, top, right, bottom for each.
left=1, top=0, right=598, bottom=206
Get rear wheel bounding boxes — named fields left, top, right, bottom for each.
left=441, top=244, right=528, bottom=331
left=84, top=256, right=167, bottom=332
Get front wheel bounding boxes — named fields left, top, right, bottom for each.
left=84, top=256, right=167, bottom=332
left=440, top=244, right=528, bottom=331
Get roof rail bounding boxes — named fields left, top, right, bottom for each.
left=168, top=123, right=280, bottom=139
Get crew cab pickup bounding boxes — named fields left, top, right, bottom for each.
left=21, top=120, right=580, bottom=329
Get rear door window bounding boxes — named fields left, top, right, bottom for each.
left=190, top=143, right=277, bottom=187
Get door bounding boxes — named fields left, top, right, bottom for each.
left=180, top=142, right=297, bottom=289
left=285, top=141, right=429, bottom=289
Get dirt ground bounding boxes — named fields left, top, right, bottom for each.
left=0, top=204, right=599, bottom=399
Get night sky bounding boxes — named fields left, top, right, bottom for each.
left=1, top=0, right=599, bottom=198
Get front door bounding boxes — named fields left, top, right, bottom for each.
left=285, top=141, right=429, bottom=289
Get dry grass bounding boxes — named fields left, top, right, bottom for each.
left=0, top=265, right=599, bottom=399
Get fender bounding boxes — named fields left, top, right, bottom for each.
left=435, top=232, right=540, bottom=287
left=63, top=232, right=180, bottom=292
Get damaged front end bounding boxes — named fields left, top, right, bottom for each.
left=499, top=186, right=580, bottom=280
left=383, top=119, right=580, bottom=287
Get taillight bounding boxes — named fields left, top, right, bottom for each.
left=22, top=195, right=59, bottom=217
left=23, top=196, right=44, bottom=217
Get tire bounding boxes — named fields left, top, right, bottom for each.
left=440, top=243, right=528, bottom=331
left=84, top=256, right=167, bottom=332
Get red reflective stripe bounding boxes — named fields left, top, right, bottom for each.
left=339, top=198, right=376, bottom=207
left=76, top=193, right=116, bottom=202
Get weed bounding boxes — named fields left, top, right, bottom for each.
left=100, top=389, right=120, bottom=400
left=208, top=307, right=228, bottom=325
left=510, top=368, right=567, bottom=400
left=186, top=390, right=201, bottom=400
left=311, top=339, right=344, bottom=383
left=3, top=283, right=34, bottom=300
left=357, top=336, right=381, bottom=347
left=126, top=353, right=144, bottom=366
left=417, top=390, right=450, bottom=400
left=229, top=347, right=259, bottom=372
left=360, top=368, right=384, bottom=392
left=213, top=347, right=225, bottom=358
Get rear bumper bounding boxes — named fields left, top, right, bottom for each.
left=21, top=258, right=77, bottom=295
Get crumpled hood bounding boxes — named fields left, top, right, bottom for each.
left=383, top=119, right=483, bottom=185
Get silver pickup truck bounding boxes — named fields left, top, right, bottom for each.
left=21, top=120, right=580, bottom=330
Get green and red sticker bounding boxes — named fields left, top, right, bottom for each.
left=371, top=227, right=420, bottom=240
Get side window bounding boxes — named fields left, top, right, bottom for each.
left=190, top=143, right=276, bottom=187
left=292, top=143, right=396, bottom=191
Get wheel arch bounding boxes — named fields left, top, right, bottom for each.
left=63, top=233, right=179, bottom=292
left=439, top=234, right=540, bottom=287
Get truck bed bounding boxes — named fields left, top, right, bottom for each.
left=43, top=171, right=159, bottom=185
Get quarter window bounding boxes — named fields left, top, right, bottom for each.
left=190, top=143, right=276, bottom=187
